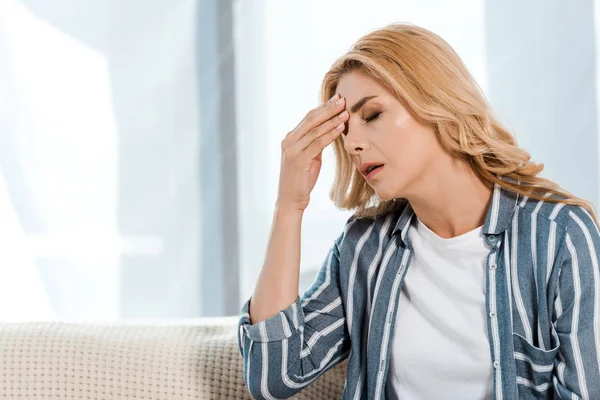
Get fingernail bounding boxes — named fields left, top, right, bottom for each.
left=338, top=110, right=349, bottom=119
left=329, top=93, right=340, bottom=103
left=335, top=96, right=345, bottom=106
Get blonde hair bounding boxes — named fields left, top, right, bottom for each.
left=320, top=23, right=597, bottom=223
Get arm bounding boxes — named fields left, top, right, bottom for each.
left=236, top=215, right=355, bottom=399
left=247, top=206, right=304, bottom=326
left=552, top=207, right=600, bottom=399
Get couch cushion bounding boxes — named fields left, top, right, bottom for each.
left=0, top=318, right=347, bottom=399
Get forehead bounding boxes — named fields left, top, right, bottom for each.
left=336, top=71, right=385, bottom=100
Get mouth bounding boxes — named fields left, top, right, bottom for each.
left=359, top=163, right=385, bottom=181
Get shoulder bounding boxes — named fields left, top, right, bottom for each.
left=516, top=193, right=599, bottom=256
left=561, top=204, right=600, bottom=247
left=516, top=194, right=595, bottom=233
left=338, top=201, right=408, bottom=252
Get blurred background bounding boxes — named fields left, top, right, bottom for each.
left=0, top=0, right=598, bottom=322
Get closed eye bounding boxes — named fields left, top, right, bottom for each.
left=365, top=112, right=381, bottom=123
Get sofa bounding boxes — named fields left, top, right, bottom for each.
left=0, top=316, right=347, bottom=399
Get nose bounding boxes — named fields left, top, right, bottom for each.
left=343, top=122, right=369, bottom=155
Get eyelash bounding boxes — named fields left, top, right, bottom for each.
left=365, top=112, right=381, bottom=123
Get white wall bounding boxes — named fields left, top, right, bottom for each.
left=486, top=0, right=599, bottom=208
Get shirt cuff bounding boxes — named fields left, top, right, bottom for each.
left=238, top=296, right=304, bottom=342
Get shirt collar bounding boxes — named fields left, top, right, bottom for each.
left=482, top=180, right=519, bottom=235
left=392, top=177, right=519, bottom=240
left=392, top=199, right=415, bottom=243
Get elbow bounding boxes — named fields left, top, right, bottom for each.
left=242, top=353, right=305, bottom=399
left=244, top=375, right=301, bottom=400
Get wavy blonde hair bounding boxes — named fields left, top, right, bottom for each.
left=320, top=23, right=598, bottom=223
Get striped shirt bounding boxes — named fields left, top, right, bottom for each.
left=237, top=183, right=600, bottom=399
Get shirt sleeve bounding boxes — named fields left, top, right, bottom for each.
left=236, top=216, right=355, bottom=399
left=552, top=206, right=600, bottom=399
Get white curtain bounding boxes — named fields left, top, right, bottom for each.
left=0, top=0, right=201, bottom=321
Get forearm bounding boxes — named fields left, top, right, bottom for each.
left=249, top=205, right=304, bottom=324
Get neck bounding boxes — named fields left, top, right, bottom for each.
left=406, top=158, right=493, bottom=239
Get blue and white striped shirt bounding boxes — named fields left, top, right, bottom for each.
left=237, top=183, right=600, bottom=399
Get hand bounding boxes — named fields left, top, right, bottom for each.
left=276, top=93, right=349, bottom=212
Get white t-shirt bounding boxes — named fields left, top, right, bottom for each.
left=386, top=216, right=494, bottom=400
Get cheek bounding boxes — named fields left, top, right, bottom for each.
left=385, top=128, right=432, bottom=174
left=384, top=127, right=415, bottom=164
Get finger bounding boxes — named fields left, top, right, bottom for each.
left=314, top=151, right=323, bottom=163
left=295, top=109, right=349, bottom=151
left=302, top=122, right=345, bottom=160
left=287, top=95, right=346, bottom=143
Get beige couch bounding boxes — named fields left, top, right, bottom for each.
left=0, top=317, right=347, bottom=399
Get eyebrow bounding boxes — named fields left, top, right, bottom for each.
left=349, top=95, right=378, bottom=114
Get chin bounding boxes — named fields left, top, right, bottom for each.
left=373, top=183, right=406, bottom=202
left=374, top=189, right=396, bottom=202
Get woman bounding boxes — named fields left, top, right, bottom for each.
left=237, top=23, right=600, bottom=399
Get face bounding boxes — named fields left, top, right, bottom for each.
left=336, top=70, right=447, bottom=201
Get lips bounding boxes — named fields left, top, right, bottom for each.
left=366, top=165, right=383, bottom=174
left=359, top=162, right=385, bottom=176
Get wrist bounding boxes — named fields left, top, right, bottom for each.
left=274, top=203, right=305, bottom=218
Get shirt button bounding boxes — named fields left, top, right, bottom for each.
left=489, top=312, right=496, bottom=318
left=489, top=263, right=497, bottom=270
left=493, top=360, right=500, bottom=369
